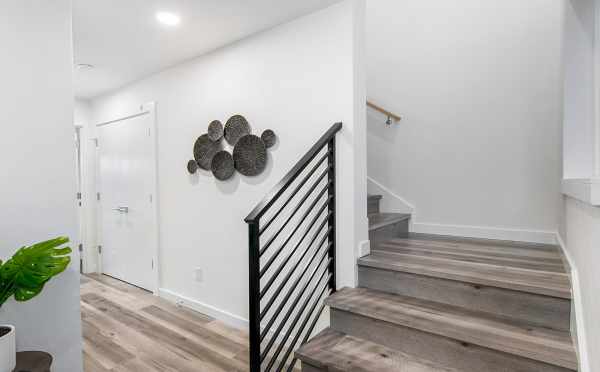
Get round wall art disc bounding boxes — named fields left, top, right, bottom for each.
left=207, top=120, right=224, bottom=142
left=194, top=134, right=222, bottom=170
left=233, top=134, right=267, bottom=177
left=224, top=114, right=251, bottom=146
left=187, top=159, right=198, bottom=174
left=211, top=151, right=235, bottom=181
left=261, top=129, right=277, bottom=148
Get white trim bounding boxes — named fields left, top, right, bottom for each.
left=556, top=233, right=591, bottom=372
left=594, top=0, right=600, bottom=176
left=367, top=176, right=415, bottom=213
left=158, top=288, right=248, bottom=330
left=561, top=178, right=600, bottom=206
left=412, top=222, right=557, bottom=245
left=95, top=102, right=161, bottom=295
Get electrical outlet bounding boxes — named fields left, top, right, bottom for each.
left=194, top=268, right=203, bottom=282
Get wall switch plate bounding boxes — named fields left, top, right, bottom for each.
left=194, top=268, right=203, bottom=282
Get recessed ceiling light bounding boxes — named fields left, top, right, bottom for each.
left=156, top=12, right=180, bottom=26
left=75, top=63, right=94, bottom=70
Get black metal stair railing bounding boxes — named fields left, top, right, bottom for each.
left=245, top=122, right=342, bottom=372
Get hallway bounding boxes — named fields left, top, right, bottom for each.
left=81, top=274, right=249, bottom=372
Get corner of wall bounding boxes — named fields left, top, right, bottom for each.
left=555, top=232, right=591, bottom=372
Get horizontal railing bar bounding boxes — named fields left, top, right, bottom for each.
left=245, top=122, right=342, bottom=223
left=260, top=257, right=331, bottom=345
left=263, top=275, right=331, bottom=371
left=259, top=154, right=330, bottom=236
left=259, top=177, right=330, bottom=257
left=259, top=232, right=331, bottom=320
left=276, top=289, right=330, bottom=372
left=260, top=213, right=330, bottom=298
left=259, top=241, right=329, bottom=336
left=259, top=198, right=330, bottom=279
left=285, top=302, right=328, bottom=372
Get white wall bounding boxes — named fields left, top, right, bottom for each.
left=563, top=0, right=596, bottom=178
left=366, top=0, right=564, bottom=243
left=0, top=2, right=82, bottom=371
left=87, top=0, right=366, bottom=326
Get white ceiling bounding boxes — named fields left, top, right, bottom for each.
left=73, top=0, right=342, bottom=99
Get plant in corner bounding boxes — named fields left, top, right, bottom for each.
left=0, top=237, right=71, bottom=372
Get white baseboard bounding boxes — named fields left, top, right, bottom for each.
left=556, top=234, right=590, bottom=372
left=412, top=222, right=557, bottom=245
left=158, top=288, right=248, bottom=330
left=367, top=177, right=414, bottom=214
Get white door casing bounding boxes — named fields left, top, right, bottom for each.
left=97, top=103, right=159, bottom=292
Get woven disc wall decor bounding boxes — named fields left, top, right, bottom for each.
left=224, top=115, right=251, bottom=146
left=187, top=159, right=198, bottom=174
left=193, top=134, right=222, bottom=170
left=207, top=120, right=224, bottom=142
left=233, top=134, right=267, bottom=176
left=211, top=151, right=235, bottom=181
left=261, top=129, right=276, bottom=148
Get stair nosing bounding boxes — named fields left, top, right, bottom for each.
left=326, top=287, right=577, bottom=370
left=368, top=213, right=411, bottom=231
left=296, top=328, right=461, bottom=372
left=370, top=249, right=570, bottom=277
left=376, top=241, right=565, bottom=264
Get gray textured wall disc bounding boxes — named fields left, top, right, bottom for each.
left=193, top=134, right=222, bottom=170
left=224, top=115, right=251, bottom=146
left=187, top=159, right=198, bottom=174
left=207, top=120, right=224, bottom=142
left=233, top=134, right=267, bottom=176
left=261, top=129, right=276, bottom=148
left=211, top=151, right=235, bottom=181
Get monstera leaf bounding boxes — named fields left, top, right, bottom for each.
left=0, top=237, right=71, bottom=307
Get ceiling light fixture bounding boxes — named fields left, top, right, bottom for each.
left=75, top=63, right=94, bottom=70
left=156, top=11, right=180, bottom=26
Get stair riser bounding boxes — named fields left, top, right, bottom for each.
left=358, top=266, right=571, bottom=332
left=300, top=362, right=322, bottom=372
left=369, top=220, right=409, bottom=247
left=331, top=309, right=575, bottom=372
left=367, top=198, right=380, bottom=214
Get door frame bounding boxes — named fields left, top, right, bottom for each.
left=95, top=102, right=160, bottom=294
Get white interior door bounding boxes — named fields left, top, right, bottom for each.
left=98, top=109, right=157, bottom=291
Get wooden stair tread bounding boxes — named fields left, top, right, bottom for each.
left=296, top=328, right=461, bottom=372
left=368, top=213, right=411, bottom=231
left=398, top=234, right=561, bottom=254
left=378, top=238, right=565, bottom=264
left=374, top=243, right=567, bottom=273
left=359, top=249, right=571, bottom=299
left=326, top=287, right=577, bottom=370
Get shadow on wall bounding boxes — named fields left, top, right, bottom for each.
left=188, top=145, right=277, bottom=194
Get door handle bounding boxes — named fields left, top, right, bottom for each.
left=112, top=206, right=129, bottom=213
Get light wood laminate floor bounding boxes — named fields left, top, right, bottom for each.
left=81, top=274, right=250, bottom=372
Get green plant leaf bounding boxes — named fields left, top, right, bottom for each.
left=0, top=237, right=71, bottom=306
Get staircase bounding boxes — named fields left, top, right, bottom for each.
left=295, top=194, right=578, bottom=371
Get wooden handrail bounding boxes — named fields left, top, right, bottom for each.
left=367, top=100, right=401, bottom=123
